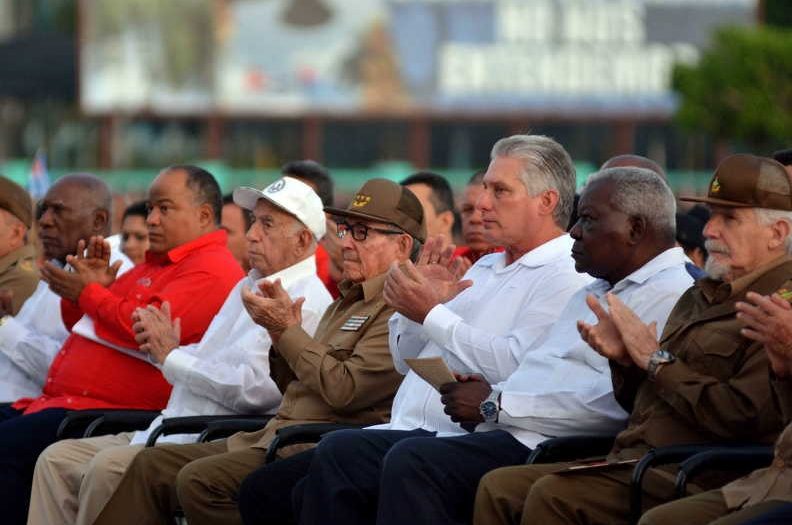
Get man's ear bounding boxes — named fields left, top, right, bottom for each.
left=93, top=209, right=110, bottom=234
left=295, top=228, right=314, bottom=256
left=400, top=233, right=414, bottom=260
left=538, top=190, right=560, bottom=217
left=438, top=210, right=455, bottom=233
left=198, top=203, right=214, bottom=228
left=769, top=218, right=791, bottom=252
left=627, top=215, right=647, bottom=245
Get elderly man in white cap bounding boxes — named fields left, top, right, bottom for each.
left=27, top=177, right=333, bottom=525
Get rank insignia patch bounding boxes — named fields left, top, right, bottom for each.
left=341, top=315, right=370, bottom=331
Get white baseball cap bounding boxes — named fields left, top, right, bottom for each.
left=233, top=177, right=326, bottom=240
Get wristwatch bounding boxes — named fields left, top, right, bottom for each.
left=647, top=349, right=676, bottom=381
left=479, top=389, right=500, bottom=423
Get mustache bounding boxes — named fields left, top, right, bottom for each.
left=704, top=240, right=730, bottom=255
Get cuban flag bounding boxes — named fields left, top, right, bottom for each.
left=28, top=148, right=50, bottom=200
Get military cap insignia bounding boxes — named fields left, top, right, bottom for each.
left=776, top=288, right=792, bottom=303
left=352, top=194, right=371, bottom=208
left=341, top=315, right=370, bottom=331
left=267, top=179, right=286, bottom=193
left=710, top=177, right=721, bottom=194
left=19, top=260, right=35, bottom=272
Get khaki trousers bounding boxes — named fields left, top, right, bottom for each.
left=474, top=462, right=680, bottom=525
left=640, top=489, right=791, bottom=525
left=94, top=440, right=267, bottom=525
left=27, top=432, right=141, bottom=525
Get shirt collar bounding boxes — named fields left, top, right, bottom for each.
left=477, top=234, right=573, bottom=271
left=700, top=254, right=792, bottom=303
left=146, top=229, right=228, bottom=265
left=586, top=246, right=688, bottom=295
left=249, top=255, right=317, bottom=290
left=0, top=244, right=35, bottom=273
left=338, top=272, right=387, bottom=304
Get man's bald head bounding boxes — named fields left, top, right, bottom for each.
left=37, top=173, right=113, bottom=262
left=600, top=155, right=666, bottom=180
left=52, top=174, right=113, bottom=217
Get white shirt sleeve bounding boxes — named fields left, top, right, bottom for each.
left=496, top=280, right=689, bottom=437
left=421, top=276, right=584, bottom=383
left=0, top=316, right=65, bottom=388
left=160, top=305, right=325, bottom=414
left=388, top=312, right=429, bottom=375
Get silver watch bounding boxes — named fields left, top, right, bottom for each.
left=479, top=390, right=500, bottom=423
left=647, top=349, right=675, bottom=381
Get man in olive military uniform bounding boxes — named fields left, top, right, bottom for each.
left=0, top=176, right=38, bottom=316
left=94, top=179, right=426, bottom=525
left=474, top=154, right=792, bottom=525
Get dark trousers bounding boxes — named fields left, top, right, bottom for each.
left=0, top=406, right=69, bottom=525
left=297, top=428, right=530, bottom=525
left=740, top=502, right=792, bottom=525
left=238, top=448, right=316, bottom=525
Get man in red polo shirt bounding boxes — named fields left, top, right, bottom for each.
left=0, top=165, right=243, bottom=525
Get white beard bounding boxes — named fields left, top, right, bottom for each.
left=704, top=256, right=731, bottom=280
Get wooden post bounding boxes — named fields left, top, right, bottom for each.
left=302, top=117, right=323, bottom=162
left=409, top=117, right=430, bottom=169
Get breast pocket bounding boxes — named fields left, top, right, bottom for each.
left=685, top=329, right=746, bottom=381
left=326, top=330, right=364, bottom=362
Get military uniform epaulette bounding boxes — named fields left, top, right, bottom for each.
left=774, top=283, right=792, bottom=304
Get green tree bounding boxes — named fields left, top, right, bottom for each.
left=672, top=26, right=792, bottom=149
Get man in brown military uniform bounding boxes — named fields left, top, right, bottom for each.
left=473, top=154, right=792, bottom=525
left=639, top=281, right=792, bottom=523
left=94, top=179, right=426, bottom=525
left=0, top=176, right=38, bottom=316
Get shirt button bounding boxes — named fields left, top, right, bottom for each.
left=66, top=398, right=72, bottom=404
left=47, top=378, right=52, bottom=383
left=82, top=390, right=88, bottom=396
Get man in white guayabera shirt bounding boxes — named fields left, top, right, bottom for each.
left=0, top=174, right=133, bottom=403
left=26, top=177, right=333, bottom=525
left=296, top=165, right=693, bottom=525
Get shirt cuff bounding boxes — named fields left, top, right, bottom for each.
left=77, top=283, right=114, bottom=318
left=651, top=359, right=687, bottom=393
left=423, top=304, right=463, bottom=347
left=275, top=325, right=315, bottom=370
left=0, top=316, right=27, bottom=357
left=161, top=348, right=197, bottom=385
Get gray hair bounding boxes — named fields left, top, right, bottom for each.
left=585, top=167, right=677, bottom=239
left=754, top=208, right=792, bottom=254
left=490, top=135, right=576, bottom=229
left=409, top=237, right=423, bottom=263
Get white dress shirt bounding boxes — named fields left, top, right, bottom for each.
left=378, top=234, right=592, bottom=435
left=0, top=235, right=133, bottom=402
left=129, top=254, right=333, bottom=445
left=487, top=246, right=694, bottom=447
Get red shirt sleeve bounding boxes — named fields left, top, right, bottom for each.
left=78, top=261, right=242, bottom=350
left=60, top=298, right=84, bottom=331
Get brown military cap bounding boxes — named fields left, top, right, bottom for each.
left=0, top=176, right=33, bottom=228
left=325, top=178, right=427, bottom=242
left=680, top=154, right=792, bottom=210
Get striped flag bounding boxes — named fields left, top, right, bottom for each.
left=28, top=148, right=51, bottom=199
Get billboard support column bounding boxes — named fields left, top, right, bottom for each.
left=206, top=116, right=224, bottom=160
left=302, top=117, right=323, bottom=163
left=613, top=121, right=636, bottom=157
left=98, top=115, right=116, bottom=170
left=409, top=117, right=430, bottom=169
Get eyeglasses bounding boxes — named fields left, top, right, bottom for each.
left=335, top=221, right=404, bottom=241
